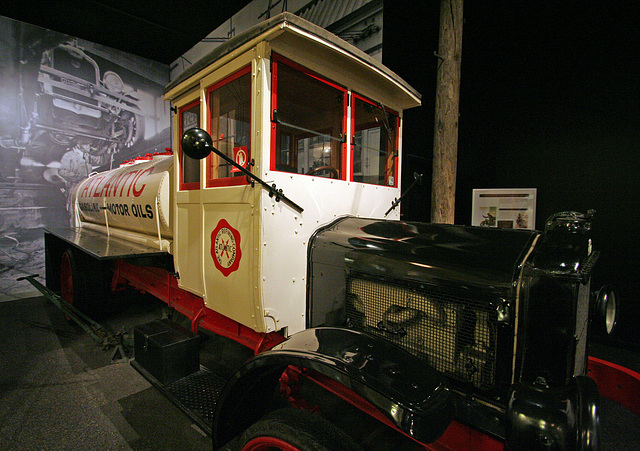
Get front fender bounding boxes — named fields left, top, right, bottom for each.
left=213, top=327, right=452, bottom=447
left=505, top=375, right=599, bottom=450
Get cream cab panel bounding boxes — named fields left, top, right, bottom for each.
left=202, top=195, right=262, bottom=332
left=175, top=201, right=204, bottom=296
left=173, top=87, right=204, bottom=297
left=258, top=171, right=401, bottom=336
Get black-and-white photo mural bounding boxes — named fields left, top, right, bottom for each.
left=0, top=16, right=170, bottom=299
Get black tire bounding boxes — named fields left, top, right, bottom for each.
left=60, top=248, right=108, bottom=317
left=238, top=408, right=362, bottom=451
left=61, top=248, right=86, bottom=314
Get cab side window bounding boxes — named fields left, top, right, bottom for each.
left=179, top=100, right=200, bottom=190
left=352, top=96, right=399, bottom=187
left=272, top=55, right=346, bottom=179
left=206, top=66, right=252, bottom=187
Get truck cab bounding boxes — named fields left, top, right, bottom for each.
left=165, top=13, right=419, bottom=336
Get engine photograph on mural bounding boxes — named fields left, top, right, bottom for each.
left=0, top=16, right=171, bottom=299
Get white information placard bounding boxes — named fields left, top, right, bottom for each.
left=472, top=188, right=537, bottom=229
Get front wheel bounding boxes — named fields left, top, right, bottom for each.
left=238, top=408, right=362, bottom=451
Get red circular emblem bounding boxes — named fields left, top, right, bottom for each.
left=211, top=219, right=242, bottom=277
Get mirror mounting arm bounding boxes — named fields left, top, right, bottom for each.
left=385, top=172, right=423, bottom=217
left=182, top=128, right=303, bottom=214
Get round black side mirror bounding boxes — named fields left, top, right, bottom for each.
left=181, top=127, right=214, bottom=160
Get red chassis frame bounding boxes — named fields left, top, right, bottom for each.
left=113, top=259, right=640, bottom=450
left=111, top=260, right=284, bottom=354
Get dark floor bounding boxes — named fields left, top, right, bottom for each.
left=1, top=295, right=639, bottom=450
left=0, top=295, right=210, bottom=450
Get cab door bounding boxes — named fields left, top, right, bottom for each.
left=199, top=65, right=258, bottom=328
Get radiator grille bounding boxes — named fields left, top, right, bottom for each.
left=347, top=277, right=498, bottom=390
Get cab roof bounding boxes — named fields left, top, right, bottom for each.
left=165, top=12, right=421, bottom=111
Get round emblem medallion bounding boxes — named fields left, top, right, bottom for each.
left=215, top=227, right=236, bottom=268
left=211, top=219, right=242, bottom=276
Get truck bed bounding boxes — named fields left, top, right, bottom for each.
left=46, top=227, right=168, bottom=260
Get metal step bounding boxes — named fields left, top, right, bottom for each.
left=132, top=361, right=227, bottom=435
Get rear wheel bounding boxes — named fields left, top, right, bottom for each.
left=238, top=408, right=362, bottom=451
left=61, top=249, right=85, bottom=314
left=60, top=248, right=108, bottom=317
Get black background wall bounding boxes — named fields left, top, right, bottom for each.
left=384, top=1, right=640, bottom=345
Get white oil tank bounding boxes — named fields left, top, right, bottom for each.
left=72, top=152, right=173, bottom=239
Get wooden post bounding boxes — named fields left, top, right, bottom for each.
left=431, top=0, right=463, bottom=224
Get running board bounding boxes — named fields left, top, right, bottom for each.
left=131, top=319, right=228, bottom=435
left=131, top=361, right=226, bottom=436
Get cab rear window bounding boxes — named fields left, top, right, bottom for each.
left=179, top=99, right=200, bottom=190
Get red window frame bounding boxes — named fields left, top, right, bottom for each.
left=179, top=99, right=201, bottom=191
left=350, top=93, right=400, bottom=187
left=270, top=53, right=348, bottom=179
left=205, top=65, right=252, bottom=188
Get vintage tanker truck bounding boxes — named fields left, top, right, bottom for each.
left=39, top=12, right=629, bottom=450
